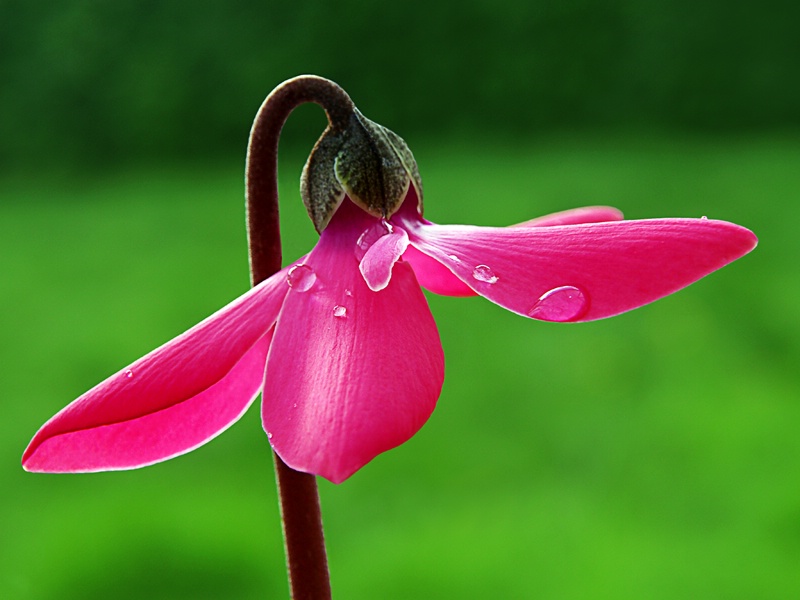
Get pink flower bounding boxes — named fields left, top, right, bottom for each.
left=22, top=184, right=756, bottom=483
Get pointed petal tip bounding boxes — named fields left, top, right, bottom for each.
left=736, top=222, right=758, bottom=250
left=20, top=455, right=35, bottom=473
left=268, top=444, right=359, bottom=484
left=695, top=218, right=758, bottom=261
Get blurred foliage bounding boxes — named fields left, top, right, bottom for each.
left=2, top=1, right=799, bottom=598
left=2, top=136, right=798, bottom=598
left=1, top=0, right=798, bottom=169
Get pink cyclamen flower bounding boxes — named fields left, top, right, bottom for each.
left=22, top=184, right=756, bottom=483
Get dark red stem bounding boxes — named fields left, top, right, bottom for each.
left=245, top=75, right=354, bottom=600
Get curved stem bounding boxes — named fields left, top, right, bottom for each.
left=245, top=75, right=354, bottom=600
left=246, top=75, right=353, bottom=283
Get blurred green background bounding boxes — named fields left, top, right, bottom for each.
left=2, top=1, right=798, bottom=598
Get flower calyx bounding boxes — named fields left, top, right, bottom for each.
left=301, top=109, right=423, bottom=232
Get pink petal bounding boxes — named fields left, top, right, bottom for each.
left=262, top=199, right=444, bottom=483
left=359, top=225, right=410, bottom=291
left=22, top=271, right=290, bottom=472
left=400, top=244, right=477, bottom=297
left=402, top=218, right=757, bottom=322
left=399, top=204, right=623, bottom=297
left=515, top=206, right=624, bottom=227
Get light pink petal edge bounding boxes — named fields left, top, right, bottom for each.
left=22, top=270, right=291, bottom=472
left=263, top=199, right=444, bottom=483
left=514, top=205, right=624, bottom=227
left=403, top=218, right=757, bottom=322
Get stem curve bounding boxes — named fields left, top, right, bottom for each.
left=246, top=74, right=354, bottom=284
left=246, top=75, right=353, bottom=600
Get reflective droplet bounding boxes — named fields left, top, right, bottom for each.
left=701, top=215, right=708, bottom=220
left=124, top=369, right=134, bottom=379
left=267, top=431, right=274, bottom=439
left=447, top=254, right=461, bottom=263
left=287, top=264, right=317, bottom=292
left=333, top=305, right=347, bottom=318
left=345, top=288, right=354, bottom=297
left=472, top=264, right=498, bottom=284
left=355, top=219, right=393, bottom=261
left=528, top=285, right=588, bottom=322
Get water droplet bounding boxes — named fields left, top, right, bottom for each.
left=287, top=264, right=317, bottom=292
left=701, top=215, right=708, bottom=220
left=333, top=305, right=347, bottom=318
left=124, top=369, right=134, bottom=379
left=447, top=254, right=461, bottom=263
left=355, top=220, right=393, bottom=260
left=345, top=288, right=354, bottom=297
left=528, top=285, right=588, bottom=322
left=472, top=264, right=498, bottom=284
left=267, top=431, right=274, bottom=439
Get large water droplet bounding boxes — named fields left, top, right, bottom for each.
left=287, top=264, right=317, bottom=292
left=355, top=219, right=393, bottom=261
left=472, top=264, right=498, bottom=284
left=124, top=369, right=134, bottom=379
left=528, top=285, right=588, bottom=322
left=333, top=305, right=347, bottom=318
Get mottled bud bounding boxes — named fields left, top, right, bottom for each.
left=301, top=109, right=423, bottom=232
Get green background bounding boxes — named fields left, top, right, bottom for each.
left=2, top=1, right=798, bottom=598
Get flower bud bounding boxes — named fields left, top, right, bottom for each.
left=301, top=109, right=423, bottom=232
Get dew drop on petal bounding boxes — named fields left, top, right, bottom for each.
left=287, top=264, right=317, bottom=292
left=528, top=285, right=588, bottom=322
left=267, top=431, right=274, bottom=439
left=472, top=264, right=498, bottom=284
left=124, top=369, right=134, bottom=379
left=354, top=219, right=393, bottom=261
left=447, top=254, right=461, bottom=263
left=333, top=305, right=347, bottom=318
left=345, top=288, right=354, bottom=297
left=701, top=215, right=708, bottom=220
